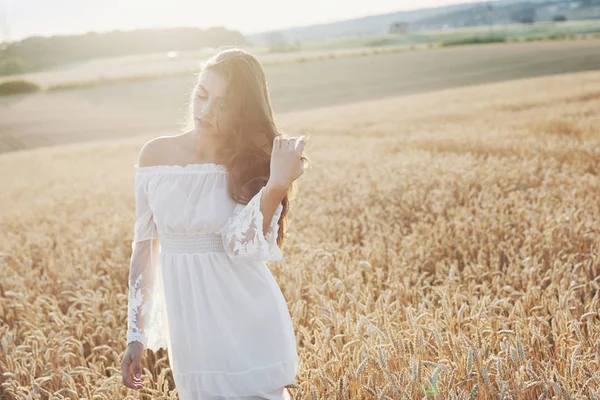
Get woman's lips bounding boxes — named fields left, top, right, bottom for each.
left=195, top=117, right=212, bottom=128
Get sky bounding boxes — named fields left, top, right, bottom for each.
left=0, top=0, right=491, bottom=41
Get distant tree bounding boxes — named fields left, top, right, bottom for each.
left=553, top=14, right=567, bottom=22
left=521, top=16, right=535, bottom=24
left=0, top=79, right=40, bottom=95
left=510, top=6, right=536, bottom=24
left=487, top=2, right=495, bottom=26
left=0, top=55, right=28, bottom=75
left=389, top=22, right=409, bottom=34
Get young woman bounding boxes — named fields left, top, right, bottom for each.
left=120, top=48, right=308, bottom=400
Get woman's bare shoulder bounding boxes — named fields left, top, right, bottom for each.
left=137, top=134, right=186, bottom=167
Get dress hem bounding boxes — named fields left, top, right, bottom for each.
left=173, top=356, right=299, bottom=397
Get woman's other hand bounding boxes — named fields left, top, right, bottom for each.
left=121, top=341, right=145, bottom=390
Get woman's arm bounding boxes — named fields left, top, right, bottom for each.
left=260, top=182, right=288, bottom=237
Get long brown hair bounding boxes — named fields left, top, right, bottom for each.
left=184, top=48, right=309, bottom=250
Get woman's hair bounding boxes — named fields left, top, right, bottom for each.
left=183, top=47, right=309, bottom=250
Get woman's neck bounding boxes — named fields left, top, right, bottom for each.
left=192, top=131, right=222, bottom=163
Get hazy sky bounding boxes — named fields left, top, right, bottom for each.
left=1, top=0, right=489, bottom=41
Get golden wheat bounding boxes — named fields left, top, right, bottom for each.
left=1, top=70, right=600, bottom=399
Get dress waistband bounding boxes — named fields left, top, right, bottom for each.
left=160, top=234, right=226, bottom=254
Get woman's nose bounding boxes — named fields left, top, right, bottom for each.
left=202, top=98, right=221, bottom=118
left=202, top=102, right=214, bottom=117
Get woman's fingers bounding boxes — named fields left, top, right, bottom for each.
left=121, top=352, right=144, bottom=390
left=132, top=358, right=143, bottom=388
left=274, top=135, right=307, bottom=152
left=295, top=136, right=307, bottom=153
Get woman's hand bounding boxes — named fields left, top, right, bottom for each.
left=268, top=135, right=307, bottom=191
left=121, top=341, right=145, bottom=390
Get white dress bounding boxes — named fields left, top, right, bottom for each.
left=126, top=162, right=299, bottom=400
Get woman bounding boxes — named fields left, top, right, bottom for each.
left=120, top=48, right=308, bottom=400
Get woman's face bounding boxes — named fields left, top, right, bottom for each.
left=192, top=68, right=229, bottom=136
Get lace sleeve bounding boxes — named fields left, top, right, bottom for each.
left=126, top=171, right=168, bottom=351
left=220, top=186, right=284, bottom=263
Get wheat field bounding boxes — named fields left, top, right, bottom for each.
left=1, top=70, right=600, bottom=399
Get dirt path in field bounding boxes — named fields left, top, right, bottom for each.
left=1, top=39, right=599, bottom=154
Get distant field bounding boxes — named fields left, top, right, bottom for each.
left=1, top=70, right=599, bottom=399
left=0, top=39, right=599, bottom=154
left=284, top=19, right=600, bottom=50
left=0, top=45, right=406, bottom=89
left=3, top=21, right=600, bottom=90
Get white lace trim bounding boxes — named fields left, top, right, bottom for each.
left=126, top=274, right=149, bottom=347
left=221, top=187, right=284, bottom=263
left=126, top=242, right=169, bottom=351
